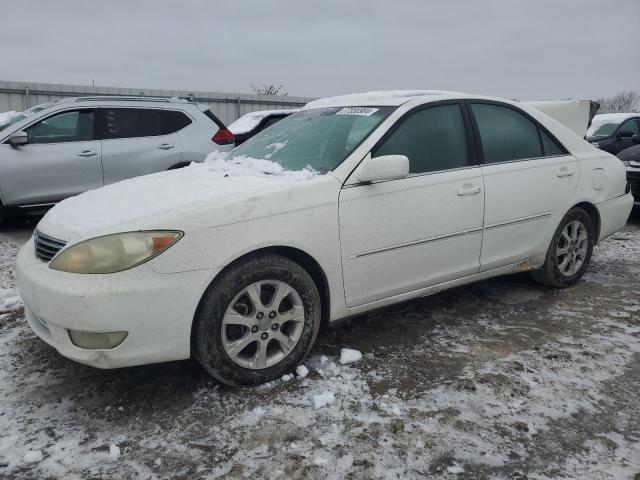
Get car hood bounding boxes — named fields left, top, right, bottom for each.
left=37, top=163, right=337, bottom=243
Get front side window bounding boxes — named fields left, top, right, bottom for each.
left=373, top=104, right=469, bottom=174
left=101, top=108, right=164, bottom=139
left=471, top=103, right=543, bottom=164
left=619, top=119, right=639, bottom=136
left=228, top=106, right=394, bottom=173
left=26, top=109, right=95, bottom=144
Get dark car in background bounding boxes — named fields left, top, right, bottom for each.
left=618, top=145, right=640, bottom=205
left=586, top=113, right=640, bottom=155
left=228, top=109, right=299, bottom=146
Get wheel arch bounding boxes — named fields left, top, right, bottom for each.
left=168, top=162, right=191, bottom=170
left=190, top=245, right=331, bottom=347
left=570, top=201, right=601, bottom=244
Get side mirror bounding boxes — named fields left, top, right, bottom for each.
left=617, top=130, right=633, bottom=139
left=8, top=131, right=28, bottom=147
left=355, top=154, right=409, bottom=183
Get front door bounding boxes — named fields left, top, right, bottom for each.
left=0, top=108, right=103, bottom=205
left=339, top=102, right=485, bottom=307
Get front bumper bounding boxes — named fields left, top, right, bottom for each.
left=16, top=238, right=218, bottom=369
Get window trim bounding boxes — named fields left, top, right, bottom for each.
left=97, top=106, right=194, bottom=141
left=371, top=100, right=479, bottom=173
left=464, top=99, right=570, bottom=165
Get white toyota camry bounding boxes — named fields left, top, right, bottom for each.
left=16, top=91, right=633, bottom=385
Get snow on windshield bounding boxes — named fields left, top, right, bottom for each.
left=198, top=150, right=318, bottom=180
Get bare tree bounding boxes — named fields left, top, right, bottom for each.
left=251, top=84, right=288, bottom=96
left=595, top=91, right=640, bottom=113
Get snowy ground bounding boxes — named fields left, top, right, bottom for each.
left=1, top=212, right=640, bottom=479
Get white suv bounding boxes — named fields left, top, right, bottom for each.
left=0, top=96, right=234, bottom=220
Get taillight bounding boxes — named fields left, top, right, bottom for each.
left=212, top=128, right=234, bottom=145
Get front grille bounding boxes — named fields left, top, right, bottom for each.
left=34, top=230, right=67, bottom=262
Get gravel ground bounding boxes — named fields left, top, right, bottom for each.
left=1, top=210, right=639, bottom=480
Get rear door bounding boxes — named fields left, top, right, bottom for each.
left=468, top=101, right=579, bottom=271
left=0, top=108, right=102, bottom=205
left=339, top=102, right=485, bottom=307
left=99, top=107, right=184, bottom=185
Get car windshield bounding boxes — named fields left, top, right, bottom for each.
left=227, top=106, right=394, bottom=173
left=0, top=102, right=54, bottom=131
left=586, top=120, right=622, bottom=138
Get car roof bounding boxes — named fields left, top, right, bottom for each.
left=303, top=90, right=478, bottom=109
left=53, top=96, right=200, bottom=109
left=591, top=112, right=640, bottom=124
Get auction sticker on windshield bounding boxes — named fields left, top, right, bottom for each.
left=336, top=107, right=380, bottom=116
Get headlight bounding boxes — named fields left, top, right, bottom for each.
left=49, top=231, right=183, bottom=274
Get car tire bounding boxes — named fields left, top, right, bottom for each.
left=531, top=207, right=595, bottom=288
left=192, top=253, right=321, bottom=386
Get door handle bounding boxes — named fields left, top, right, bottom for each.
left=457, top=185, right=481, bottom=196
left=157, top=143, right=175, bottom=150
left=557, top=168, right=575, bottom=178
left=76, top=150, right=98, bottom=157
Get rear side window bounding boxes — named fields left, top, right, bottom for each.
left=162, top=110, right=192, bottom=133
left=101, top=108, right=163, bottom=139
left=470, top=103, right=566, bottom=163
left=540, top=130, right=564, bottom=156
left=100, top=108, right=190, bottom=139
left=26, top=109, right=95, bottom=144
left=471, top=104, right=542, bottom=163
left=374, top=104, right=469, bottom=174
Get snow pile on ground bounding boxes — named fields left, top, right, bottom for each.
left=228, top=109, right=299, bottom=135
left=1, top=221, right=640, bottom=478
left=0, top=288, right=21, bottom=312
left=338, top=348, right=362, bottom=365
left=201, top=150, right=318, bottom=180
left=312, top=391, right=335, bottom=409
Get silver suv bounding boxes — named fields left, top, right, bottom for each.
left=0, top=96, right=234, bottom=221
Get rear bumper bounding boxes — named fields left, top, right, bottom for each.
left=596, top=193, right=634, bottom=243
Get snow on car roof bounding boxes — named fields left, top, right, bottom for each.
left=228, top=109, right=300, bottom=135
left=591, top=112, right=640, bottom=125
left=303, top=90, right=465, bottom=109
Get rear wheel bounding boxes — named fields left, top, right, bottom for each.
left=531, top=207, right=594, bottom=288
left=192, top=254, right=321, bottom=386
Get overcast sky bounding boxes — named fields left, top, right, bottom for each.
left=1, top=0, right=638, bottom=101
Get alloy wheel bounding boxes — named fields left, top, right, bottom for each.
left=221, top=280, right=305, bottom=369
left=556, top=220, right=588, bottom=277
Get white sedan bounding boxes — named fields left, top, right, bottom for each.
left=16, top=91, right=633, bottom=385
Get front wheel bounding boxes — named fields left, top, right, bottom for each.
left=531, top=207, right=594, bottom=288
left=192, top=254, right=321, bottom=386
